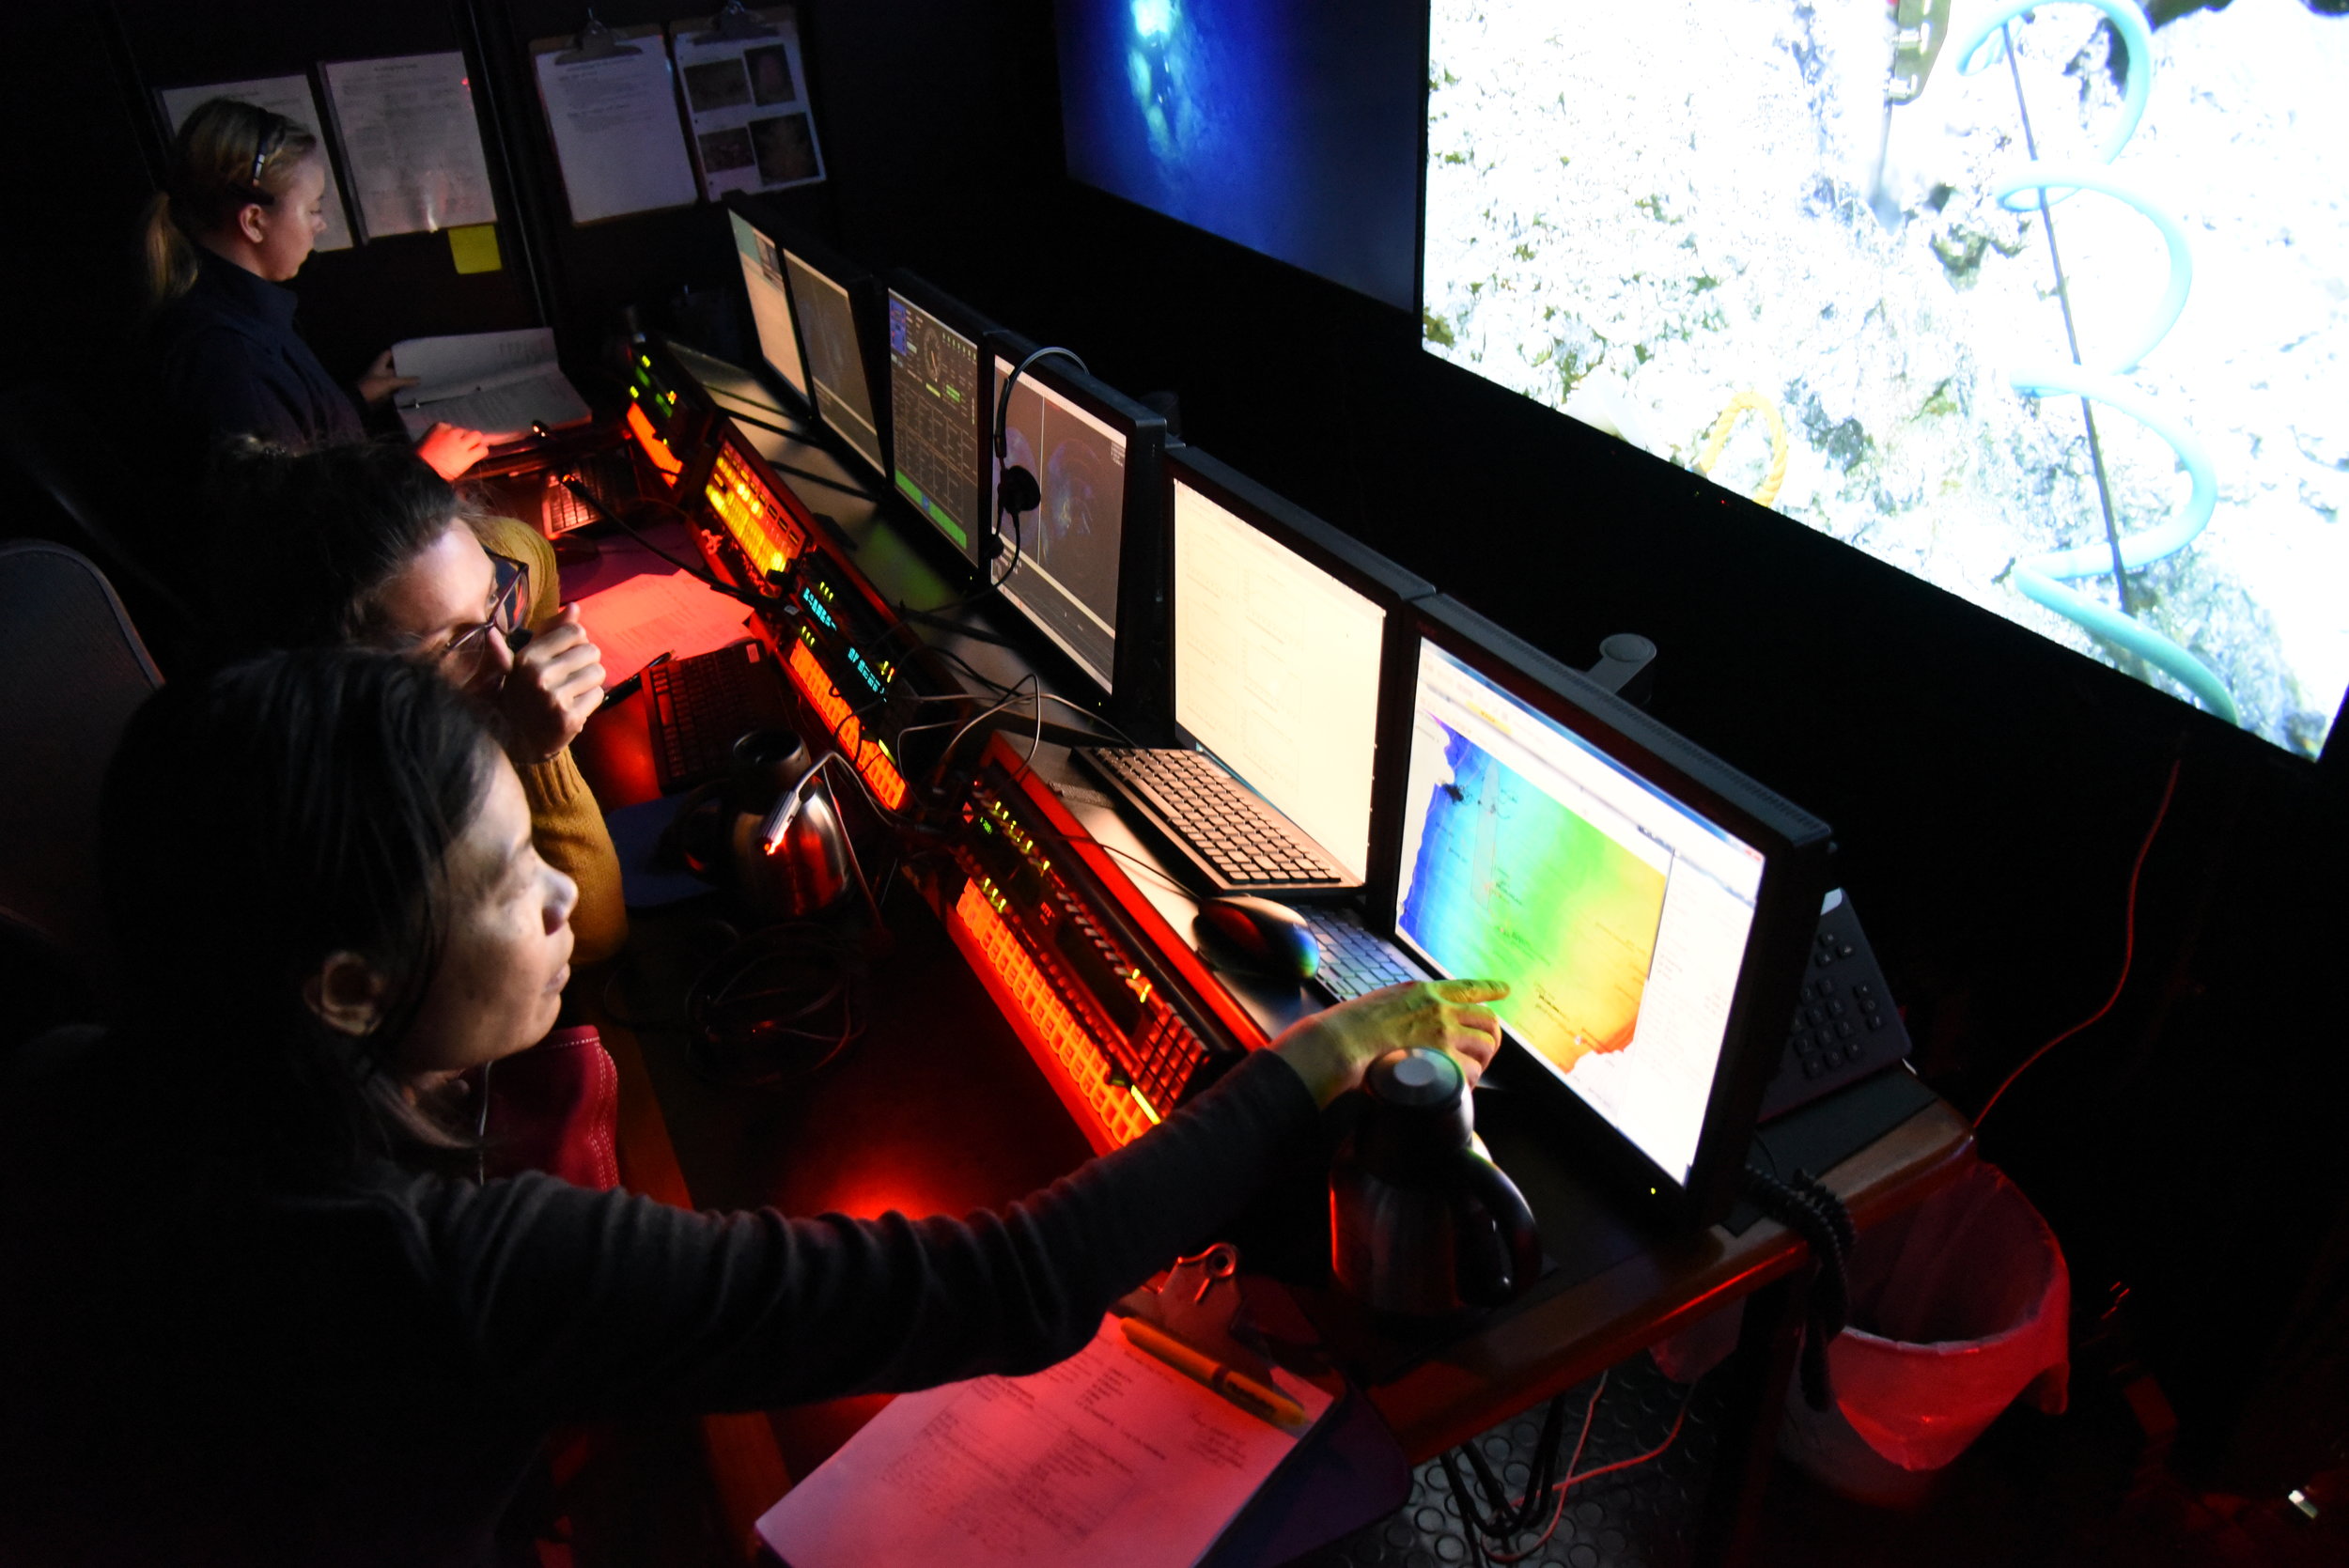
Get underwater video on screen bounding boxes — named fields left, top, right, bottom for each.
left=1055, top=0, right=1425, bottom=310
left=1423, top=0, right=2349, bottom=757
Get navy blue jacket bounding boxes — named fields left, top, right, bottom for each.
left=145, top=248, right=366, bottom=455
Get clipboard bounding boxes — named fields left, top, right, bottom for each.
left=529, top=18, right=700, bottom=225
left=671, top=5, right=825, bottom=198
left=754, top=1247, right=1408, bottom=1568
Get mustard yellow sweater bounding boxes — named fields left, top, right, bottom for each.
left=473, top=514, right=629, bottom=965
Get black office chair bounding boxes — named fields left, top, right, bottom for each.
left=0, top=541, right=162, bottom=1046
left=0, top=383, right=201, bottom=674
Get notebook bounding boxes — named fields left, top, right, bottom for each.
left=390, top=328, right=592, bottom=443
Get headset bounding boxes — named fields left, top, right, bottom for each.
left=986, top=346, right=1091, bottom=564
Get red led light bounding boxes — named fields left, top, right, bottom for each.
left=625, top=402, right=681, bottom=484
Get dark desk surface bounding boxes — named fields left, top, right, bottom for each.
left=568, top=364, right=1979, bottom=1526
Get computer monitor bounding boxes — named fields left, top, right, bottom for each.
left=1053, top=0, right=1425, bottom=311
left=1421, top=4, right=2349, bottom=763
left=780, top=245, right=888, bottom=482
left=725, top=203, right=807, bottom=408
left=885, top=275, right=995, bottom=565
left=1380, top=597, right=1831, bottom=1225
left=990, top=351, right=1168, bottom=720
left=1166, top=447, right=1434, bottom=884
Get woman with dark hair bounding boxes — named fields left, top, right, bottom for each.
left=207, top=436, right=627, bottom=966
left=0, top=648, right=1506, bottom=1565
left=141, top=97, right=484, bottom=479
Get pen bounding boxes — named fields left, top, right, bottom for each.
left=601, top=650, right=671, bottom=708
left=397, top=385, right=488, bottom=410
left=1118, top=1317, right=1308, bottom=1429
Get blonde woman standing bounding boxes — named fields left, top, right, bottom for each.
left=141, top=98, right=484, bottom=480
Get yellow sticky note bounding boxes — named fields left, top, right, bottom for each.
left=448, top=224, right=503, bottom=274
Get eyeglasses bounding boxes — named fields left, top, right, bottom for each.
left=432, top=554, right=532, bottom=688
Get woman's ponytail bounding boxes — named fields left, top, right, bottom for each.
left=141, top=190, right=201, bottom=310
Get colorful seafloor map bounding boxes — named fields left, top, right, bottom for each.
left=1398, top=723, right=1669, bottom=1075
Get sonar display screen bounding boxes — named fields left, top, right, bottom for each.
left=1392, top=640, right=1766, bottom=1185
left=888, top=292, right=983, bottom=558
left=993, top=356, right=1128, bottom=691
left=1423, top=0, right=2349, bottom=758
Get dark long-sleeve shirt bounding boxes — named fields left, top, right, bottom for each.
left=143, top=248, right=366, bottom=456
left=0, top=1030, right=1317, bottom=1567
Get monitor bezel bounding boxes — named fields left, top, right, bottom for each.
left=1162, top=445, right=1437, bottom=902
left=883, top=271, right=1004, bottom=573
left=1380, top=595, right=1834, bottom=1228
left=778, top=246, right=891, bottom=484
left=731, top=202, right=893, bottom=487
left=719, top=193, right=814, bottom=417
left=988, top=340, right=1173, bottom=738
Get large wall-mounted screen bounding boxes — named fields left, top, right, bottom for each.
left=1055, top=0, right=1426, bottom=311
left=1423, top=0, right=2349, bottom=758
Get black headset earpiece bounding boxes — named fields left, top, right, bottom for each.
left=988, top=347, right=1091, bottom=564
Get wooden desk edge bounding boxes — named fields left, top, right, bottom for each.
left=1371, top=1096, right=1979, bottom=1460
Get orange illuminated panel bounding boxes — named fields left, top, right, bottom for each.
left=953, top=881, right=1157, bottom=1151
left=625, top=401, right=683, bottom=485
left=785, top=636, right=908, bottom=811
left=706, top=445, right=802, bottom=579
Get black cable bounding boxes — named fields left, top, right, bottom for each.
left=684, top=922, right=867, bottom=1092
left=1737, top=1163, right=1857, bottom=1412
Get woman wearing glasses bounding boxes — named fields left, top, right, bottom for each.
left=142, top=98, right=485, bottom=481
left=208, top=437, right=627, bottom=967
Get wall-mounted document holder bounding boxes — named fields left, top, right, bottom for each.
left=673, top=4, right=824, bottom=199
left=529, top=14, right=699, bottom=225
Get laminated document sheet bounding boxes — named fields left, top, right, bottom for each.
left=157, top=76, right=354, bottom=253
left=754, top=1313, right=1332, bottom=1568
left=672, top=7, right=825, bottom=199
left=320, top=53, right=499, bottom=239
left=390, top=329, right=590, bottom=443
left=530, top=27, right=700, bottom=225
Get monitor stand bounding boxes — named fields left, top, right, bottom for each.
left=1584, top=632, right=1657, bottom=705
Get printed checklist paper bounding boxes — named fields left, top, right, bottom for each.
left=755, top=1313, right=1332, bottom=1568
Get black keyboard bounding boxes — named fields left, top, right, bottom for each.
left=1758, top=891, right=1913, bottom=1122
left=1074, top=747, right=1361, bottom=900
left=1301, top=907, right=1423, bottom=1001
left=646, top=639, right=794, bottom=794
left=539, top=449, right=640, bottom=538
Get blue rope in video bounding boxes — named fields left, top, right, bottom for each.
left=1955, top=0, right=2238, bottom=723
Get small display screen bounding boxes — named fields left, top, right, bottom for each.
left=993, top=357, right=1128, bottom=691
left=1172, top=474, right=1385, bottom=877
left=729, top=211, right=804, bottom=400
left=887, top=291, right=984, bottom=558
left=1392, top=639, right=1767, bottom=1186
left=783, top=250, right=885, bottom=479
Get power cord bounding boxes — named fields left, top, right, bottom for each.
left=1735, top=1162, right=1858, bottom=1413
left=684, top=921, right=868, bottom=1091
left=1975, top=754, right=2184, bottom=1129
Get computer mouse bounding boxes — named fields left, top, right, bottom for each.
left=1193, top=895, right=1320, bottom=983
